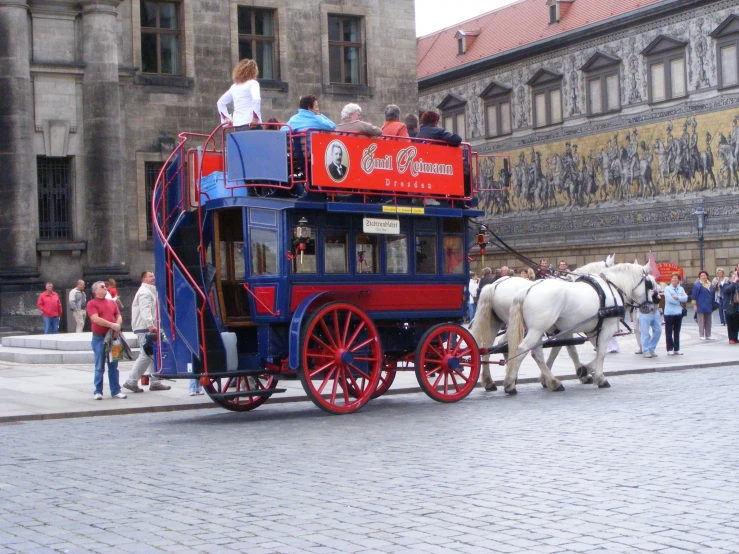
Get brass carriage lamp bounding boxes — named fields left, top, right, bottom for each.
left=295, top=217, right=311, bottom=264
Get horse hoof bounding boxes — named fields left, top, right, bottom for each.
left=553, top=384, right=565, bottom=392
left=583, top=376, right=594, bottom=385
left=505, top=388, right=517, bottom=396
left=485, top=384, right=498, bottom=392
left=598, top=381, right=611, bottom=389
left=576, top=366, right=588, bottom=379
left=541, top=382, right=548, bottom=389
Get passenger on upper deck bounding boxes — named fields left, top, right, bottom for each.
left=216, top=59, right=261, bottom=128
left=284, top=95, right=336, bottom=132
left=335, top=103, right=382, bottom=137
left=417, top=111, right=462, bottom=146
left=404, top=113, right=419, bottom=137
left=381, top=105, right=409, bottom=137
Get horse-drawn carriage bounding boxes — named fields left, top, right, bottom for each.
left=151, top=122, right=507, bottom=414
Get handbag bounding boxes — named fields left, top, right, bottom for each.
left=681, top=302, right=687, bottom=318
left=110, top=338, right=124, bottom=362
left=712, top=299, right=719, bottom=311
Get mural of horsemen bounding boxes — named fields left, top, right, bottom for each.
left=484, top=112, right=739, bottom=214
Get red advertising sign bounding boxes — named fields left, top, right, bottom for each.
left=656, top=262, right=684, bottom=282
left=310, top=133, right=466, bottom=196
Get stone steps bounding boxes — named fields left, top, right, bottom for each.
left=0, top=332, right=139, bottom=364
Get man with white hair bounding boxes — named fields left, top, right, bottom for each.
left=68, top=280, right=87, bottom=332
left=335, top=103, right=382, bottom=136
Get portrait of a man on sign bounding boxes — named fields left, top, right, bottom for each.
left=325, top=140, right=349, bottom=182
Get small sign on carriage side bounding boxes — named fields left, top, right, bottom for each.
left=363, top=217, right=400, bottom=235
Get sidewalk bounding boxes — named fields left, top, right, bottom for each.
left=0, top=318, right=735, bottom=422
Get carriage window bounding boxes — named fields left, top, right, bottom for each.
left=355, top=234, right=379, bottom=274
left=386, top=234, right=408, bottom=274
left=415, top=235, right=437, bottom=274
left=324, top=231, right=348, bottom=273
left=250, top=228, right=278, bottom=276
left=442, top=219, right=464, bottom=233
left=291, top=227, right=316, bottom=274
left=234, top=241, right=246, bottom=280
left=443, top=235, right=464, bottom=275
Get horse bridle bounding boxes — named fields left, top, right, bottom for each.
left=600, top=270, right=649, bottom=308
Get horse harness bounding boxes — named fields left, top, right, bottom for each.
left=575, top=274, right=627, bottom=347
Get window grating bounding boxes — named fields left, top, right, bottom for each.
left=37, top=157, right=72, bottom=240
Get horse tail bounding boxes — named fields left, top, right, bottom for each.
left=506, top=290, right=527, bottom=362
left=470, top=285, right=497, bottom=347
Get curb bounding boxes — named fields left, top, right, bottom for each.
left=0, top=360, right=735, bottom=424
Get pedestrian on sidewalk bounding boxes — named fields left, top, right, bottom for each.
left=67, top=280, right=87, bottom=333
left=122, top=271, right=171, bottom=393
left=87, top=281, right=126, bottom=399
left=692, top=270, right=715, bottom=340
left=663, top=273, right=688, bottom=355
left=37, top=282, right=62, bottom=334
left=631, top=305, right=643, bottom=354
left=638, top=281, right=662, bottom=358
left=722, top=271, right=739, bottom=344
left=713, top=268, right=729, bottom=326
left=467, top=271, right=479, bottom=323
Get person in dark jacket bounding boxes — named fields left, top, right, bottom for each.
left=474, top=267, right=495, bottom=305
left=691, top=270, right=716, bottom=340
left=721, top=271, right=739, bottom=343
left=417, top=110, right=462, bottom=145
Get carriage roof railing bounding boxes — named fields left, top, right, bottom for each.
left=194, top=123, right=478, bottom=205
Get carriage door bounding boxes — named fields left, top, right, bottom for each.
left=214, top=209, right=251, bottom=325
left=246, top=208, right=282, bottom=319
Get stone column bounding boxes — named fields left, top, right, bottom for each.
left=80, top=0, right=127, bottom=278
left=0, top=0, right=39, bottom=281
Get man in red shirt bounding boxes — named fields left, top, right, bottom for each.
left=86, top=281, right=127, bottom=400
left=381, top=104, right=409, bottom=138
left=37, top=282, right=62, bottom=334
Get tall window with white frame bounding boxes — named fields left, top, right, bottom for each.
left=480, top=82, right=512, bottom=138
left=711, top=15, right=739, bottom=90
left=642, top=35, right=687, bottom=104
left=140, top=1, right=181, bottom=75
left=237, top=7, right=277, bottom=81
left=328, top=15, right=364, bottom=85
left=528, top=69, right=563, bottom=128
left=581, top=52, right=621, bottom=116
left=37, top=157, right=72, bottom=241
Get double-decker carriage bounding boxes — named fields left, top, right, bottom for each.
left=152, top=122, right=498, bottom=414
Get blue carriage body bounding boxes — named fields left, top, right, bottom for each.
left=152, top=124, right=498, bottom=412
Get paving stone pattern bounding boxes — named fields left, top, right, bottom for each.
left=0, top=366, right=738, bottom=553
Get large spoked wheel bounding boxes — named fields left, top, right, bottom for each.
left=205, top=373, right=278, bottom=412
left=415, top=323, right=480, bottom=403
left=372, top=364, right=397, bottom=399
left=299, top=302, right=382, bottom=414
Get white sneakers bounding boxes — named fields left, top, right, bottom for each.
left=189, top=391, right=205, bottom=396
left=94, top=392, right=128, bottom=399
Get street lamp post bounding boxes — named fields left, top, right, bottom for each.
left=693, top=205, right=707, bottom=271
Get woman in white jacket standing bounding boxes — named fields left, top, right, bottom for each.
left=217, top=59, right=261, bottom=128
left=663, top=272, right=689, bottom=355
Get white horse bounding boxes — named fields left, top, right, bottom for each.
left=470, top=254, right=616, bottom=391
left=503, top=263, right=655, bottom=394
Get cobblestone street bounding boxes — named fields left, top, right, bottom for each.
left=1, top=366, right=738, bottom=554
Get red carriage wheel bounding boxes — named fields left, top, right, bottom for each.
left=205, top=372, right=278, bottom=412
left=372, top=366, right=397, bottom=398
left=299, top=302, right=382, bottom=414
left=415, top=323, right=480, bottom=403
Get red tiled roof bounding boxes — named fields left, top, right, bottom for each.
left=417, top=0, right=668, bottom=79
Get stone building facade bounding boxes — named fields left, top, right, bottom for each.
left=418, top=0, right=739, bottom=279
left=0, top=0, right=417, bottom=332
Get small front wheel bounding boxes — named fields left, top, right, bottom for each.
left=415, top=323, right=480, bottom=403
left=205, top=373, right=278, bottom=412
